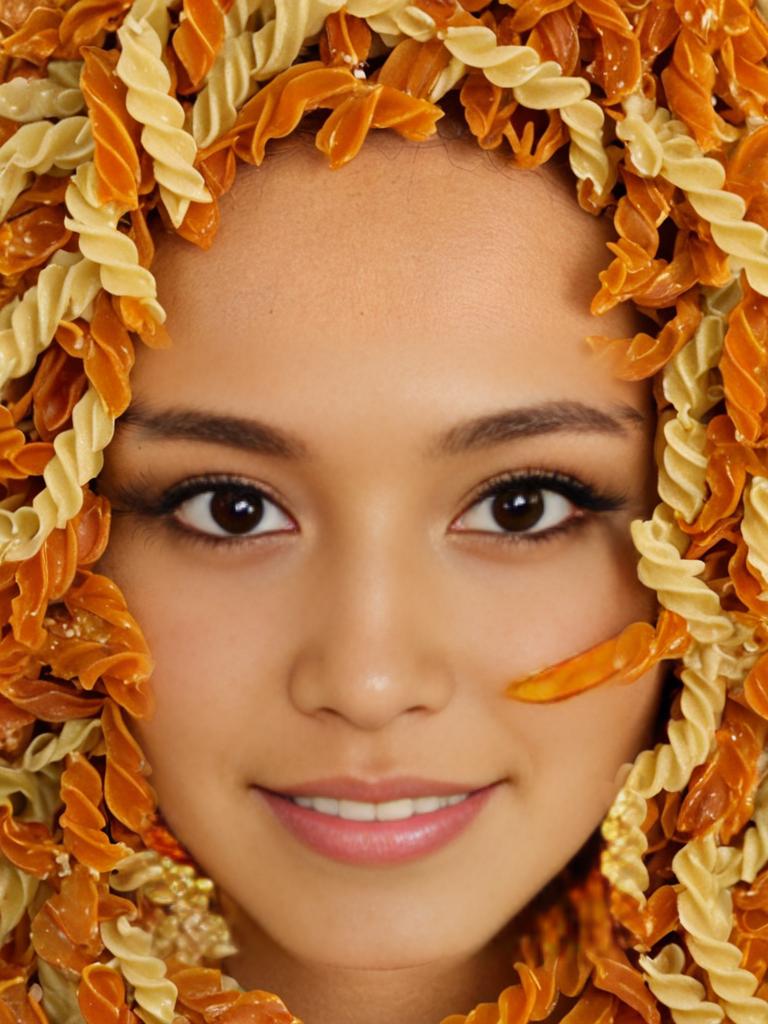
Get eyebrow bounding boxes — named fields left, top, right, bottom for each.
left=116, top=398, right=646, bottom=460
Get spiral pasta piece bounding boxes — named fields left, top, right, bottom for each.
left=342, top=0, right=429, bottom=42
left=192, top=31, right=258, bottom=147
left=661, top=282, right=736, bottom=426
left=0, top=117, right=94, bottom=220
left=60, top=752, right=132, bottom=871
left=19, top=718, right=102, bottom=774
left=674, top=835, right=768, bottom=1024
left=116, top=0, right=210, bottom=227
left=0, top=253, right=101, bottom=386
left=0, top=384, right=115, bottom=563
left=172, top=0, right=228, bottom=90
left=0, top=763, right=59, bottom=823
left=251, top=0, right=344, bottom=80
left=720, top=285, right=768, bottom=444
left=0, top=74, right=84, bottom=122
left=743, top=477, right=768, bottom=600
left=740, top=775, right=768, bottom=883
left=64, top=162, right=163, bottom=321
left=657, top=413, right=709, bottom=525
left=631, top=504, right=733, bottom=643
left=617, top=92, right=668, bottom=178
left=600, top=782, right=650, bottom=904
left=109, top=849, right=165, bottom=891
left=658, top=127, right=768, bottom=298
left=101, top=915, right=178, bottom=1024
left=639, top=943, right=724, bottom=1024
left=78, top=963, right=132, bottom=1024
left=0, top=858, right=39, bottom=944
left=437, top=24, right=611, bottom=193
left=600, top=638, right=739, bottom=901
left=38, top=960, right=84, bottom=1024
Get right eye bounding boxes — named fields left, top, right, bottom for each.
left=173, top=485, right=294, bottom=539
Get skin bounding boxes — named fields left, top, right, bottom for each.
left=95, top=128, right=667, bottom=1024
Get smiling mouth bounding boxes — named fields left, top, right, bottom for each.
left=252, top=781, right=502, bottom=865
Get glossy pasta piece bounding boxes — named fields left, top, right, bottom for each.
left=81, top=48, right=141, bottom=209
left=506, top=610, right=690, bottom=703
left=102, top=700, right=157, bottom=838
left=60, top=752, right=132, bottom=872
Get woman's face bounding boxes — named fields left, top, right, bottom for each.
left=96, top=133, right=664, bottom=976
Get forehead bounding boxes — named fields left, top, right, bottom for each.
left=139, top=135, right=649, bottom=431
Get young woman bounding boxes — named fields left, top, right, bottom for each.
left=0, top=2, right=766, bottom=1023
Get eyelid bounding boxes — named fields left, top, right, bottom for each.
left=450, top=468, right=628, bottom=541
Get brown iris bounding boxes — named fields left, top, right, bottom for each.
left=210, top=489, right=265, bottom=534
left=491, top=485, right=544, bottom=532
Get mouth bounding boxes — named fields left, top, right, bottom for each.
left=251, top=780, right=502, bottom=865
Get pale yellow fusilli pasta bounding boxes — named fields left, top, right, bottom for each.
left=64, top=161, right=164, bottom=320
left=435, top=24, right=611, bottom=195
left=0, top=64, right=85, bottom=123
left=631, top=504, right=733, bottom=644
left=0, top=860, right=40, bottom=945
left=0, top=384, right=114, bottom=562
left=674, top=834, right=768, bottom=1024
left=116, top=0, right=210, bottom=227
left=0, top=252, right=100, bottom=386
left=37, top=960, right=85, bottom=1024
left=0, top=117, right=93, bottom=220
left=101, top=915, right=178, bottom=1024
left=639, top=942, right=725, bottom=1024
left=742, top=476, right=768, bottom=599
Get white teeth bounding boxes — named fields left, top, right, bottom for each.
left=289, top=793, right=470, bottom=820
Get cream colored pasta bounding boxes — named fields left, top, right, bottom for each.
left=0, top=117, right=93, bottom=220
left=436, top=25, right=611, bottom=194
left=657, top=414, right=709, bottom=525
left=101, top=915, right=178, bottom=1024
left=0, top=384, right=114, bottom=563
left=0, top=252, right=101, bottom=386
left=742, top=477, right=768, bottom=599
left=192, top=32, right=258, bottom=147
left=0, top=860, right=40, bottom=946
left=674, top=835, right=768, bottom=1024
left=740, top=774, right=768, bottom=883
left=64, top=162, right=164, bottom=320
left=0, top=73, right=84, bottom=123
left=639, top=943, right=725, bottom=1024
left=657, top=129, right=768, bottom=298
left=110, top=850, right=166, bottom=892
left=631, top=505, right=733, bottom=644
left=662, top=283, right=737, bottom=425
left=117, top=0, right=210, bottom=227
left=37, top=961, right=85, bottom=1024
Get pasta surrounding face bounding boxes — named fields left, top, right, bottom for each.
left=0, top=2, right=767, bottom=1024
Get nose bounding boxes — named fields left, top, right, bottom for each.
left=287, top=524, right=456, bottom=731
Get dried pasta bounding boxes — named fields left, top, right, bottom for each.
left=0, top=2, right=766, bottom=1024
left=116, top=0, right=211, bottom=227
left=100, top=915, right=178, bottom=1024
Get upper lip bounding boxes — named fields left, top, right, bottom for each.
left=257, top=776, right=497, bottom=802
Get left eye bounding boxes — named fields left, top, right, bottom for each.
left=454, top=482, right=575, bottom=537
left=174, top=487, right=293, bottom=538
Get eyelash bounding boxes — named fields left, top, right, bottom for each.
left=108, top=469, right=628, bottom=552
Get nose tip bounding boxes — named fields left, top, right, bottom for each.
left=289, top=648, right=454, bottom=731
left=286, top=546, right=455, bottom=730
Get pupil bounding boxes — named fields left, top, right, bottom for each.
left=210, top=490, right=264, bottom=534
left=492, top=485, right=544, bottom=531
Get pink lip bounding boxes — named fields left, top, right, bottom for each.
left=253, top=782, right=500, bottom=865
left=261, top=775, right=491, bottom=802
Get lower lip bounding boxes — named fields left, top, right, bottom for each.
left=253, top=784, right=500, bottom=865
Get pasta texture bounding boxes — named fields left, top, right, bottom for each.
left=0, top=0, right=768, bottom=1023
